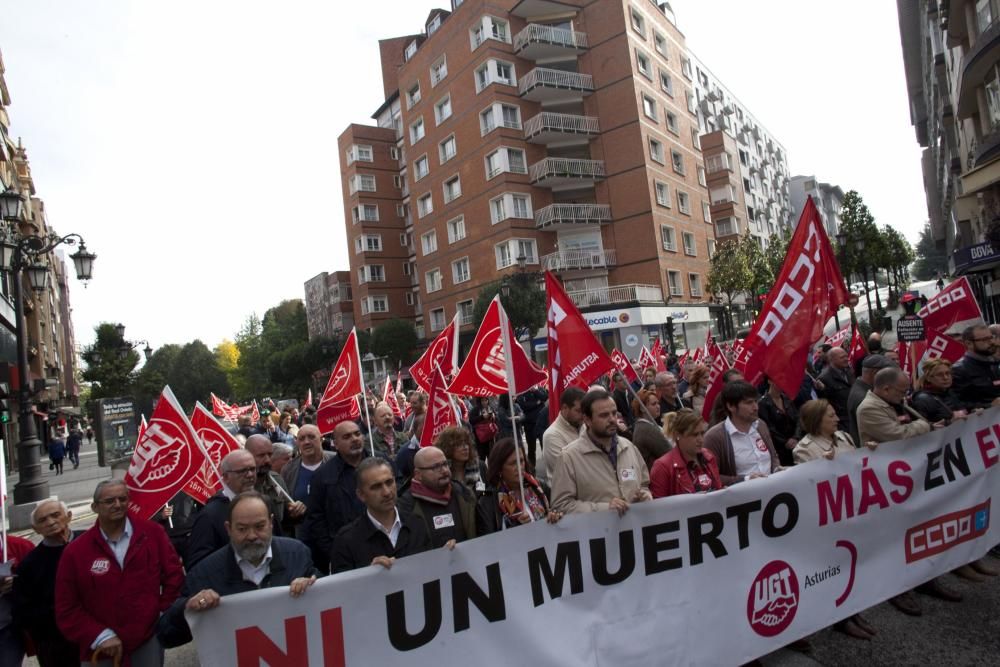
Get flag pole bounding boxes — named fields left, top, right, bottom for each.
left=497, top=298, right=533, bottom=522
left=354, top=328, right=375, bottom=456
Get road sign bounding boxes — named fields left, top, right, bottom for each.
left=896, top=315, right=926, bottom=342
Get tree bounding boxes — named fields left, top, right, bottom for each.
left=742, top=234, right=771, bottom=310
left=763, top=229, right=792, bottom=282
left=371, top=319, right=419, bottom=368
left=81, top=323, right=140, bottom=400
left=881, top=226, right=914, bottom=297
left=839, top=190, right=880, bottom=316
left=230, top=314, right=268, bottom=400
left=472, top=275, right=546, bottom=340
left=912, top=222, right=948, bottom=280
left=166, top=340, right=230, bottom=410
left=134, top=343, right=182, bottom=414
left=707, top=239, right=751, bottom=337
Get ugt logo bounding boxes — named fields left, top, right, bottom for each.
left=747, top=560, right=799, bottom=637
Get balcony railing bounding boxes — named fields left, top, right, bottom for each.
left=514, top=24, right=589, bottom=55
left=566, top=283, right=664, bottom=308
left=524, top=112, right=599, bottom=142
left=542, top=248, right=617, bottom=271
left=529, top=157, right=606, bottom=184
left=519, top=68, right=594, bottom=99
left=534, top=203, right=611, bottom=229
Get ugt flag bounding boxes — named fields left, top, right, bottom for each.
left=419, top=368, right=461, bottom=447
left=319, top=329, right=363, bottom=407
left=183, top=403, right=241, bottom=504
left=410, top=314, right=459, bottom=392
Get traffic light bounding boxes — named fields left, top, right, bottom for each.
left=0, top=382, right=11, bottom=424
left=665, top=317, right=676, bottom=353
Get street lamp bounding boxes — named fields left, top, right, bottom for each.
left=113, top=324, right=154, bottom=361
left=0, top=192, right=97, bottom=505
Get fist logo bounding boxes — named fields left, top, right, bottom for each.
left=747, top=560, right=799, bottom=637
left=472, top=326, right=507, bottom=389
left=127, top=419, right=191, bottom=493
left=326, top=359, right=353, bottom=400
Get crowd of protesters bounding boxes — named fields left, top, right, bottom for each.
left=3, top=322, right=1000, bottom=665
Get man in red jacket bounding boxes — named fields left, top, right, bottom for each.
left=56, top=479, right=183, bottom=666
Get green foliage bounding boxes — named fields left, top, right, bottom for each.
left=838, top=190, right=879, bottom=283
left=911, top=222, right=949, bottom=280
left=707, top=239, right=751, bottom=306
left=81, top=323, right=141, bottom=400
left=371, top=319, right=419, bottom=367
left=472, top=274, right=546, bottom=340
left=166, top=340, right=230, bottom=409
left=134, top=344, right=182, bottom=411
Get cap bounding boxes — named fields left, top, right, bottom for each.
left=862, top=354, right=893, bottom=370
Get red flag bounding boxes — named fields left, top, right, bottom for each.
left=902, top=327, right=966, bottom=377
left=447, top=296, right=546, bottom=396
left=691, top=346, right=704, bottom=364
left=650, top=338, right=667, bottom=372
left=383, top=376, right=403, bottom=418
left=250, top=400, right=260, bottom=425
left=316, top=397, right=361, bottom=436
left=741, top=196, right=849, bottom=396
left=824, top=322, right=851, bottom=347
left=395, top=372, right=403, bottom=396
left=319, top=329, right=364, bottom=407
left=545, top=272, right=617, bottom=422
left=410, top=315, right=459, bottom=392
left=638, top=346, right=657, bottom=372
left=610, top=348, right=641, bottom=385
left=848, top=326, right=867, bottom=366
left=210, top=392, right=226, bottom=417
left=124, top=386, right=208, bottom=520
left=183, top=403, right=240, bottom=504
left=702, top=344, right=732, bottom=421
left=918, top=276, right=983, bottom=333
left=138, top=414, right=148, bottom=441
left=304, top=388, right=313, bottom=408
left=899, top=340, right=911, bottom=377
left=419, top=368, right=460, bottom=447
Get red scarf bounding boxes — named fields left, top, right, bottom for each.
left=410, top=479, right=452, bottom=506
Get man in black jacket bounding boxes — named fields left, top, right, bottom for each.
left=158, top=492, right=318, bottom=648
left=397, top=447, right=477, bottom=548
left=332, top=458, right=431, bottom=573
left=951, top=324, right=1000, bottom=408
left=818, top=346, right=854, bottom=431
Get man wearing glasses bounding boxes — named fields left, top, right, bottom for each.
left=55, top=480, right=183, bottom=666
left=186, top=450, right=276, bottom=569
left=397, top=447, right=478, bottom=548
left=952, top=324, right=1000, bottom=409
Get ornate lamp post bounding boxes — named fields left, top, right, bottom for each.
left=113, top=323, right=153, bottom=362
left=0, top=188, right=97, bottom=505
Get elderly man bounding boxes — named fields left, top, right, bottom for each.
left=654, top=372, right=683, bottom=424
left=951, top=324, right=1000, bottom=408
left=536, top=387, right=585, bottom=487
left=371, top=403, right=406, bottom=458
left=281, top=424, right=335, bottom=533
left=398, top=447, right=477, bottom=548
left=847, top=354, right=893, bottom=448
left=56, top=480, right=183, bottom=666
left=703, top=381, right=780, bottom=486
left=187, top=449, right=275, bottom=569
left=551, top=389, right=652, bottom=516
left=305, top=420, right=383, bottom=573
left=403, top=391, right=428, bottom=436
left=158, top=491, right=318, bottom=648
left=13, top=499, right=81, bottom=666
left=271, top=443, right=293, bottom=475
left=818, top=346, right=854, bottom=430
left=331, top=458, right=432, bottom=573
left=246, top=434, right=305, bottom=534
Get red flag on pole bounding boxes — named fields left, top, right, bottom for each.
left=638, top=346, right=657, bottom=373
left=316, top=397, right=361, bottom=436
left=304, top=388, right=313, bottom=409
left=901, top=326, right=966, bottom=377
left=610, top=348, right=641, bottom=385
left=319, top=329, right=364, bottom=407
left=124, top=386, right=208, bottom=520
left=210, top=392, right=227, bottom=417
left=741, top=196, right=849, bottom=397
left=917, top=276, right=984, bottom=333
left=419, top=368, right=460, bottom=447
left=848, top=326, right=867, bottom=367
left=447, top=296, right=546, bottom=396
left=383, top=376, right=403, bottom=418
left=545, top=271, right=617, bottom=423
left=702, top=344, right=732, bottom=421
left=650, top=338, right=667, bottom=372
left=824, top=322, right=851, bottom=348
left=410, top=314, right=459, bottom=392
left=183, top=403, right=240, bottom=504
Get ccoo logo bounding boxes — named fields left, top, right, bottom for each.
left=747, top=560, right=799, bottom=637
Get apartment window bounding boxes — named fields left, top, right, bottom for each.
left=457, top=299, right=474, bottom=326
left=406, top=82, right=421, bottom=109
left=351, top=204, right=379, bottom=224
left=711, top=185, right=735, bottom=204
left=689, top=273, right=703, bottom=297
left=393, top=175, right=403, bottom=190
left=409, top=117, right=425, bottom=144
left=427, top=14, right=442, bottom=35
left=400, top=232, right=409, bottom=247
left=629, top=6, right=646, bottom=36
left=977, top=0, right=993, bottom=33
left=421, top=230, right=438, bottom=255
left=413, top=155, right=430, bottom=181
left=659, top=70, right=674, bottom=97
left=434, top=95, right=452, bottom=124
left=681, top=57, right=692, bottom=80
left=667, top=270, right=682, bottom=297
left=655, top=181, right=670, bottom=207
left=654, top=32, right=668, bottom=58
left=987, top=64, right=1000, bottom=129
left=443, top=175, right=462, bottom=203
left=431, top=56, right=448, bottom=86
left=396, top=203, right=406, bottom=217
left=430, top=307, right=447, bottom=331
left=470, top=15, right=510, bottom=49
left=359, top=264, right=385, bottom=284
left=370, top=296, right=389, bottom=313
left=666, top=111, right=679, bottom=135
left=345, top=144, right=373, bottom=165
left=677, top=191, right=691, bottom=214
left=349, top=174, right=376, bottom=194
left=649, top=138, right=665, bottom=164
left=447, top=215, right=466, bottom=243
left=405, top=40, right=418, bottom=61
left=636, top=49, right=652, bottom=78
left=406, top=292, right=416, bottom=306
left=660, top=225, right=676, bottom=251
left=480, top=103, right=522, bottom=134
left=715, top=217, right=738, bottom=237
left=707, top=239, right=717, bottom=257
left=697, top=166, right=707, bottom=187
left=691, top=128, right=700, bottom=149
left=686, top=91, right=696, bottom=114
left=439, top=135, right=457, bottom=163
left=452, top=257, right=471, bottom=284
left=426, top=268, right=443, bottom=293
left=475, top=59, right=516, bottom=92
left=702, top=201, right=711, bottom=222
left=485, top=147, right=527, bottom=179
left=495, top=238, right=538, bottom=269
left=489, top=192, right=532, bottom=223
left=682, top=232, right=696, bottom=256
left=417, top=192, right=434, bottom=218
left=671, top=149, right=685, bottom=174
left=642, top=94, right=658, bottom=120
left=354, top=234, right=383, bottom=253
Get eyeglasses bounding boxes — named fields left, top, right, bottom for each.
left=96, top=495, right=129, bottom=506
left=972, top=337, right=994, bottom=343
left=416, top=461, right=450, bottom=471
left=224, top=466, right=257, bottom=476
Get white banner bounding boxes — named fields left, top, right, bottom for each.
left=189, top=409, right=1000, bottom=666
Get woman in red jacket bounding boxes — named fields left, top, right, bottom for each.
left=650, top=409, right=721, bottom=498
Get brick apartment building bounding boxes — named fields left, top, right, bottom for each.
left=339, top=0, right=789, bottom=357
left=304, top=270, right=354, bottom=340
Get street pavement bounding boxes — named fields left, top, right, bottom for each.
left=10, top=438, right=1000, bottom=665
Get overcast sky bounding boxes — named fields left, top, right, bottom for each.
left=0, top=1, right=922, bottom=352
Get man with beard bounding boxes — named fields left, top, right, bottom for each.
left=551, top=389, right=652, bottom=516
left=56, top=480, right=183, bottom=666
left=13, top=499, right=82, bottom=666
left=157, top=492, right=318, bottom=648
left=952, top=324, right=1000, bottom=408
left=536, top=387, right=586, bottom=487
left=398, top=447, right=477, bottom=548
left=370, top=403, right=405, bottom=458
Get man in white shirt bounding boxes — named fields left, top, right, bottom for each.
left=703, top=381, right=780, bottom=486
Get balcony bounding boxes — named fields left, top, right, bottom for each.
left=542, top=248, right=617, bottom=272
left=959, top=18, right=1000, bottom=118
left=514, top=24, right=588, bottom=60
left=534, top=203, right=611, bottom=230
left=529, top=157, right=605, bottom=188
left=524, top=112, right=599, bottom=144
left=565, top=283, right=664, bottom=309
left=519, top=67, right=594, bottom=102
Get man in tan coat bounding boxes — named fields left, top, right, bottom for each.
left=551, top=389, right=651, bottom=516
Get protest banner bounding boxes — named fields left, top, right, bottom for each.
left=190, top=408, right=1000, bottom=666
